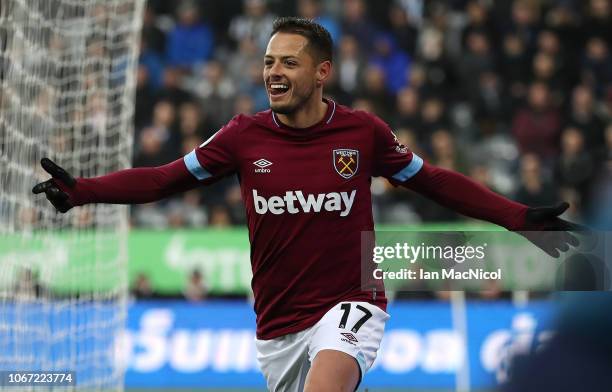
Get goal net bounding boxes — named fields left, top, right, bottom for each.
left=0, top=0, right=144, bottom=390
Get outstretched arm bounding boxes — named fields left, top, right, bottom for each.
left=401, top=162, right=583, bottom=257
left=366, top=109, right=582, bottom=257
left=402, top=162, right=528, bottom=230
left=33, top=115, right=245, bottom=212
left=32, top=157, right=199, bottom=212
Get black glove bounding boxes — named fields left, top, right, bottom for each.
left=518, top=202, right=587, bottom=258
left=32, top=158, right=76, bottom=213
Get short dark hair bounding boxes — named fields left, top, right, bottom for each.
left=271, top=17, right=333, bottom=63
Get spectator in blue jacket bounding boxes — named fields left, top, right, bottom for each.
left=166, top=1, right=213, bottom=69
left=139, top=38, right=164, bottom=91
left=370, top=33, right=411, bottom=94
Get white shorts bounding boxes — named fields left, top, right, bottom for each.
left=255, top=301, right=390, bottom=392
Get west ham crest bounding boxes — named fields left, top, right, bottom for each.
left=333, top=149, right=359, bottom=179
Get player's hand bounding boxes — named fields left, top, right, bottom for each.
left=516, top=202, right=587, bottom=258
left=32, top=158, right=77, bottom=213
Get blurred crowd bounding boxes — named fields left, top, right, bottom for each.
left=133, top=0, right=612, bottom=230
left=131, top=269, right=213, bottom=301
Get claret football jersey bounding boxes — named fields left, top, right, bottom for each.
left=183, top=99, right=423, bottom=339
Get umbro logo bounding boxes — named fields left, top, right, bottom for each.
left=254, top=159, right=272, bottom=168
left=254, top=159, right=272, bottom=173
left=340, top=332, right=358, bottom=345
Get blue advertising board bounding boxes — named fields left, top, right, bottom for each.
left=121, top=300, right=555, bottom=389
left=121, top=301, right=263, bottom=388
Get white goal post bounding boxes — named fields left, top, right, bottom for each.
left=0, top=0, right=144, bottom=390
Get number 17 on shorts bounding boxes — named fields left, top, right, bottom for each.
left=308, top=301, right=390, bottom=377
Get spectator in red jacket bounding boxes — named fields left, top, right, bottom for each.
left=512, top=82, right=561, bottom=161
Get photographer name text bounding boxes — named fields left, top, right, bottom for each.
left=373, top=267, right=502, bottom=281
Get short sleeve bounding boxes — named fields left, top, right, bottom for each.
left=183, top=115, right=242, bottom=183
left=370, top=113, right=424, bottom=183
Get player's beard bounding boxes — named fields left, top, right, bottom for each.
left=270, top=82, right=315, bottom=115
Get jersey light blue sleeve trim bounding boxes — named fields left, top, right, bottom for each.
left=392, top=153, right=424, bottom=182
left=184, top=149, right=212, bottom=181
